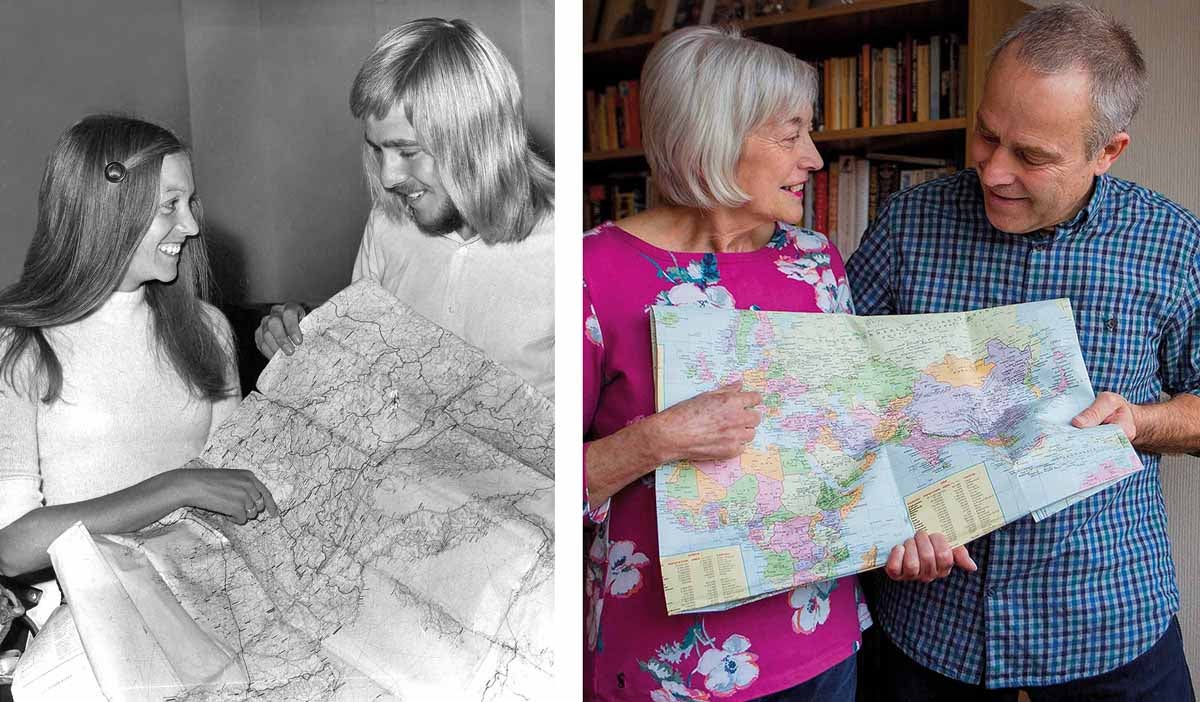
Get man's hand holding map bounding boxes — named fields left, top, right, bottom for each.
left=651, top=299, right=1142, bottom=616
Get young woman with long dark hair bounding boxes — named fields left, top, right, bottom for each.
left=0, top=115, right=276, bottom=621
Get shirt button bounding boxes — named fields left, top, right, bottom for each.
left=986, top=587, right=998, bottom=598
left=1032, top=244, right=1047, bottom=252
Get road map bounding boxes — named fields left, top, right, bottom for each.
left=651, top=299, right=1142, bottom=615
left=12, top=280, right=554, bottom=701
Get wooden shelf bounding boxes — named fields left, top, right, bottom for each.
left=586, top=0, right=946, bottom=55
left=584, top=119, right=967, bottom=163
left=583, top=146, right=647, bottom=162
left=814, top=118, right=965, bottom=142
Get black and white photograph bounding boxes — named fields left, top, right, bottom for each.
left=0, top=1, right=554, bottom=699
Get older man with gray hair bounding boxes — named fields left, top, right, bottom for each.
left=848, top=3, right=1200, bottom=699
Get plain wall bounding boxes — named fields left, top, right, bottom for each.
left=181, top=0, right=555, bottom=305
left=0, top=0, right=192, bottom=287
left=0, top=0, right=553, bottom=306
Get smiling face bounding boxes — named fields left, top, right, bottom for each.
left=969, top=49, right=1119, bottom=234
left=118, top=153, right=199, bottom=292
left=364, top=104, right=465, bottom=237
left=732, top=107, right=824, bottom=227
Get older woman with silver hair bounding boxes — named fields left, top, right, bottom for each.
left=583, top=25, right=861, bottom=702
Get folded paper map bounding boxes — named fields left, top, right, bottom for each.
left=651, top=299, right=1141, bottom=616
left=13, top=279, right=554, bottom=701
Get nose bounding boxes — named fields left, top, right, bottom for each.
left=379, top=151, right=411, bottom=190
left=799, top=133, right=824, bottom=173
left=177, top=205, right=200, bottom=238
left=976, top=145, right=1017, bottom=189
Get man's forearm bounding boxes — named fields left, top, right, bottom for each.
left=1133, top=392, right=1200, bottom=455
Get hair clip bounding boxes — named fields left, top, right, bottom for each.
left=103, top=161, right=127, bottom=183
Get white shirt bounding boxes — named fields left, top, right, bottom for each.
left=351, top=209, right=554, bottom=400
left=0, top=288, right=239, bottom=620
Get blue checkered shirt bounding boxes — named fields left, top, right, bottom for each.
left=846, top=169, right=1200, bottom=688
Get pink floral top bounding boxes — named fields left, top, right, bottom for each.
left=584, top=222, right=870, bottom=701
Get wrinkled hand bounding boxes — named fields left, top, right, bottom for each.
left=654, top=383, right=762, bottom=462
left=885, top=531, right=977, bottom=583
left=1071, top=391, right=1137, bottom=443
left=172, top=468, right=279, bottom=525
left=254, top=302, right=307, bottom=359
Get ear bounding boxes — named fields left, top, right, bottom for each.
left=1092, top=131, right=1130, bottom=176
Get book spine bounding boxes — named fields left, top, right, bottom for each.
left=605, top=85, right=619, bottom=151
left=916, top=44, right=930, bottom=123
left=824, top=59, right=834, bottom=131
left=814, top=59, right=825, bottom=131
left=585, top=90, right=597, bottom=152
left=948, top=34, right=959, bottom=118
left=803, top=172, right=815, bottom=229
left=837, top=155, right=855, bottom=252
left=860, top=44, right=871, bottom=128
left=854, top=157, right=870, bottom=253
left=940, top=34, right=952, bottom=119
left=828, top=161, right=840, bottom=244
left=871, top=48, right=882, bottom=128
left=929, top=35, right=940, bottom=121
left=814, top=169, right=829, bottom=234
left=885, top=48, right=897, bottom=126
left=628, top=80, right=642, bottom=149
left=957, top=43, right=968, bottom=119
left=618, top=81, right=632, bottom=148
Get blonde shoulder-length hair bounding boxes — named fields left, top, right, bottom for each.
left=350, top=18, right=553, bottom=244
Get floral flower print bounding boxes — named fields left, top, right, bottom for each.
left=768, top=223, right=829, bottom=252
left=586, top=307, right=604, bottom=347
left=789, top=580, right=838, bottom=634
left=639, top=621, right=761, bottom=699
left=775, top=252, right=831, bottom=285
left=644, top=254, right=736, bottom=309
left=814, top=268, right=854, bottom=313
left=651, top=680, right=713, bottom=702
left=607, top=540, right=651, bottom=597
left=696, top=634, right=761, bottom=696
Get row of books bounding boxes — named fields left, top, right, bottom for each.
left=585, top=0, right=804, bottom=44
left=586, top=0, right=862, bottom=44
left=816, top=35, right=968, bottom=132
left=581, top=153, right=958, bottom=250
left=802, top=154, right=957, bottom=256
left=586, top=81, right=642, bottom=153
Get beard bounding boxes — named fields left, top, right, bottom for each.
left=391, top=189, right=465, bottom=237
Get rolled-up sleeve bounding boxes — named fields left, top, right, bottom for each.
left=0, top=364, right=42, bottom=529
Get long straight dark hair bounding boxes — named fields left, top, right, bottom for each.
left=0, top=114, right=234, bottom=403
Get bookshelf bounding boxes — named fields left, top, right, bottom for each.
left=583, top=0, right=1032, bottom=244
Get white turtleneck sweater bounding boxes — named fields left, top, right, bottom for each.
left=0, top=288, right=239, bottom=618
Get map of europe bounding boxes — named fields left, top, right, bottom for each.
left=14, top=280, right=554, bottom=701
left=651, top=299, right=1142, bottom=615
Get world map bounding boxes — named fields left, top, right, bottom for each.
left=652, top=299, right=1142, bottom=615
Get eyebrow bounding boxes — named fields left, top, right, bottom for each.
left=364, top=134, right=420, bottom=149
left=976, top=115, right=1060, bottom=161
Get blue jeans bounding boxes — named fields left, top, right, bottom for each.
left=875, top=616, right=1194, bottom=701
left=753, top=653, right=857, bottom=702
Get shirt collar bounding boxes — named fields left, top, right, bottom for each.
left=1058, top=173, right=1111, bottom=234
